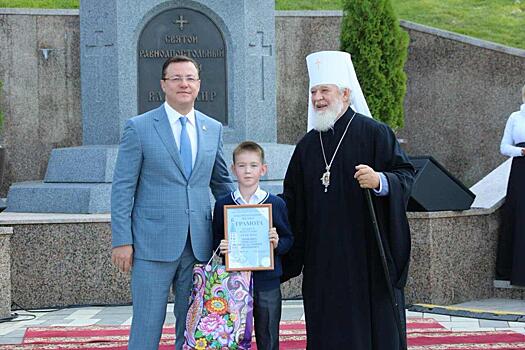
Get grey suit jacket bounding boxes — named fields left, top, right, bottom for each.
left=111, top=105, right=234, bottom=262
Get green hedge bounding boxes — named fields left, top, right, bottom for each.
left=340, top=0, right=408, bottom=130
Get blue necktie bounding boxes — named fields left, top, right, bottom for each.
left=179, top=116, right=192, bottom=177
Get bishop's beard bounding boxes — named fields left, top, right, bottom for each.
left=312, top=98, right=344, bottom=131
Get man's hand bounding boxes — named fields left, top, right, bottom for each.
left=219, top=239, right=229, bottom=255
left=354, top=164, right=380, bottom=189
left=269, top=227, right=279, bottom=249
left=112, top=245, right=133, bottom=273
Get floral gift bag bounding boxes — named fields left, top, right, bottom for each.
left=183, top=261, right=254, bottom=350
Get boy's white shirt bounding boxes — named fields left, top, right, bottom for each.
left=232, top=186, right=268, bottom=205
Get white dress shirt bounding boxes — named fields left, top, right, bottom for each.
left=501, top=103, right=525, bottom=158
left=164, top=102, right=198, bottom=167
left=232, top=187, right=269, bottom=205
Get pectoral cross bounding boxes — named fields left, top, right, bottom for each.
left=321, top=167, right=330, bottom=192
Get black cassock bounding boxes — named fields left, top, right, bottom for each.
left=282, top=109, right=415, bottom=349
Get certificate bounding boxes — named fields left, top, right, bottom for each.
left=224, top=204, right=274, bottom=271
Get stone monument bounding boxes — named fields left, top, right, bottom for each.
left=6, top=0, right=293, bottom=213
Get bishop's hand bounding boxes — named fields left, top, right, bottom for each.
left=354, top=164, right=380, bottom=190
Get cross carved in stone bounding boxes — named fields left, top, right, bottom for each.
left=248, top=31, right=272, bottom=100
left=85, top=25, right=113, bottom=103
left=85, top=29, right=113, bottom=57
left=84, top=11, right=113, bottom=57
left=174, top=15, right=189, bottom=31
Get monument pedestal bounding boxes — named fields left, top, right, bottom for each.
left=6, top=146, right=116, bottom=213
left=6, top=144, right=294, bottom=213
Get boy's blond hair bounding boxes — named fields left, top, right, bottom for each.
left=232, top=141, right=265, bottom=164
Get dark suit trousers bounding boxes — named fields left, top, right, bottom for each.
left=254, top=287, right=282, bottom=350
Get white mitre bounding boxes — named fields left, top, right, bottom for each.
left=306, top=50, right=372, bottom=131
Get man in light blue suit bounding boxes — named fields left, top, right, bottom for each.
left=111, top=55, right=234, bottom=350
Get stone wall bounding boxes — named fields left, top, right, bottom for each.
left=0, top=9, right=524, bottom=196
left=3, top=213, right=301, bottom=308
left=7, top=217, right=127, bottom=308
left=1, top=208, right=516, bottom=309
left=0, top=9, right=81, bottom=197
left=0, top=226, right=13, bottom=318
left=405, top=209, right=501, bottom=305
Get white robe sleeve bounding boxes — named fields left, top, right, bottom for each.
left=500, top=113, right=523, bottom=157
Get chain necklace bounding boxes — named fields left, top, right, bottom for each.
left=319, top=111, right=356, bottom=192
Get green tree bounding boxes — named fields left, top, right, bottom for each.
left=340, top=0, right=409, bottom=130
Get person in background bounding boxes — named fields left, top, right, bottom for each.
left=496, top=83, right=525, bottom=286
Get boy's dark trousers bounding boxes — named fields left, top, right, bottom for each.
left=253, top=287, right=282, bottom=350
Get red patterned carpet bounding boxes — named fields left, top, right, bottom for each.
left=0, top=319, right=525, bottom=349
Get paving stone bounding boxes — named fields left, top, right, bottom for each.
left=96, top=319, right=131, bottom=326
left=478, top=319, right=510, bottom=328
left=281, top=309, right=304, bottom=321
left=406, top=311, right=423, bottom=317
left=509, top=321, right=525, bottom=327
left=423, top=313, right=451, bottom=321
left=0, top=336, right=23, bottom=344
left=450, top=316, right=481, bottom=322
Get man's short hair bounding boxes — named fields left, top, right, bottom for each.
left=233, top=141, right=265, bottom=164
left=161, top=56, right=200, bottom=79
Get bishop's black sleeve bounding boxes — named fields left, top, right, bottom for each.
left=273, top=197, right=294, bottom=256
left=373, top=123, right=415, bottom=288
left=374, top=124, right=414, bottom=204
left=281, top=146, right=306, bottom=282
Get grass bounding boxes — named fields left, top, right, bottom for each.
left=276, top=0, right=343, bottom=10
left=1, top=0, right=523, bottom=49
left=0, top=0, right=78, bottom=8
left=390, top=0, right=525, bottom=50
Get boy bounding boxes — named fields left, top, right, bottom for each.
left=213, top=141, right=293, bottom=350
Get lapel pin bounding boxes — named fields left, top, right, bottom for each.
left=202, top=125, right=207, bottom=131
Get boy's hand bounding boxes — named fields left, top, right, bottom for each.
left=269, top=227, right=279, bottom=249
left=219, top=239, right=229, bottom=255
